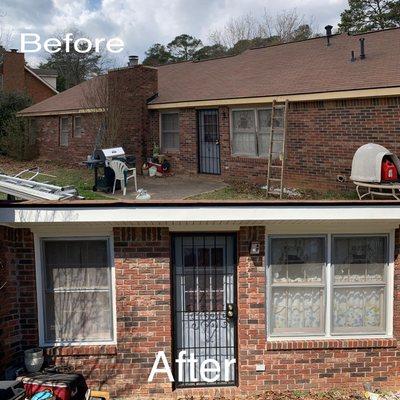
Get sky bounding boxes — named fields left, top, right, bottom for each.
left=1, top=0, right=348, bottom=68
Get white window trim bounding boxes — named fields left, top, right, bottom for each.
left=34, top=233, right=117, bottom=347
left=265, top=231, right=395, bottom=341
left=230, top=106, right=283, bottom=158
left=159, top=111, right=180, bottom=152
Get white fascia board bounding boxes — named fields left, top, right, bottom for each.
left=2, top=204, right=400, bottom=226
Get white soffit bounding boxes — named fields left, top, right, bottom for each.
left=1, top=205, right=400, bottom=228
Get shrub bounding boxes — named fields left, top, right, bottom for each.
left=0, top=116, right=38, bottom=161
left=0, top=91, right=32, bottom=136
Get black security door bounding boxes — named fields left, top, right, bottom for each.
left=172, top=234, right=237, bottom=387
left=198, top=110, right=221, bottom=174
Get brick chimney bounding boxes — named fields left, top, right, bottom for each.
left=107, top=65, right=158, bottom=170
left=2, top=49, right=26, bottom=93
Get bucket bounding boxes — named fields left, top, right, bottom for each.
left=25, top=348, right=44, bottom=373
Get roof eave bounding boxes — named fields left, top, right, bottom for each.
left=148, top=86, right=400, bottom=109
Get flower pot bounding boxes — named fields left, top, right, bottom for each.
left=24, top=348, right=44, bottom=373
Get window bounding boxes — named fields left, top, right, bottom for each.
left=332, top=236, right=387, bottom=334
left=268, top=235, right=390, bottom=338
left=161, top=112, right=179, bottom=151
left=74, top=116, right=83, bottom=138
left=40, top=239, right=114, bottom=344
left=231, top=107, right=284, bottom=157
left=269, top=237, right=326, bottom=336
left=60, top=117, right=70, bottom=147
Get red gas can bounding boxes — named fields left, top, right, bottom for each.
left=381, top=159, right=398, bottom=182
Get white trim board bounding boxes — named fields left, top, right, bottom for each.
left=3, top=205, right=400, bottom=227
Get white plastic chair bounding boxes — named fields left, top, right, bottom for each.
left=109, top=160, right=137, bottom=196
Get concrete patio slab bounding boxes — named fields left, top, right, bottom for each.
left=116, top=174, right=228, bottom=200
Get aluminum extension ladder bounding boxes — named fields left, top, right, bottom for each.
left=264, top=99, right=289, bottom=199
left=0, top=167, right=82, bottom=201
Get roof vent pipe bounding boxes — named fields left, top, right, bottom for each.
left=359, top=38, right=366, bottom=59
left=128, top=55, right=139, bottom=67
left=324, top=25, right=333, bottom=46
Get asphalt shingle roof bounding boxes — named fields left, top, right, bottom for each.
left=20, top=28, right=400, bottom=115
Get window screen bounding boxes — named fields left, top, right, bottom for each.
left=42, top=239, right=113, bottom=343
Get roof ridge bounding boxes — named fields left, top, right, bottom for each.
left=349, top=26, right=400, bottom=36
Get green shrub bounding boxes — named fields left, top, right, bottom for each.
left=0, top=116, right=38, bottom=161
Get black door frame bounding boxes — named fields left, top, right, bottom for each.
left=171, top=232, right=238, bottom=388
left=197, top=109, right=221, bottom=175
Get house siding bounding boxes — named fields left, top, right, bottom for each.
left=1, top=224, right=399, bottom=398
left=149, top=97, right=400, bottom=189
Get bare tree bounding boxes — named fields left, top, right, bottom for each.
left=209, top=9, right=316, bottom=50
left=209, top=13, right=266, bottom=48
left=0, top=10, right=13, bottom=56
left=82, top=71, right=128, bottom=150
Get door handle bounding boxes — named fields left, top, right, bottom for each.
left=226, top=303, right=235, bottom=321
left=215, top=140, right=220, bottom=145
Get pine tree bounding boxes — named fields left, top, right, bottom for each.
left=339, top=0, right=400, bottom=33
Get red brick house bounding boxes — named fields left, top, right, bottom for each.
left=0, top=50, right=58, bottom=103
left=19, top=27, right=400, bottom=189
left=0, top=200, right=399, bottom=398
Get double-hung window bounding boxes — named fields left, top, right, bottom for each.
left=161, top=112, right=179, bottom=151
left=268, top=235, right=390, bottom=338
left=74, top=116, right=83, bottom=138
left=40, top=238, right=114, bottom=344
left=60, top=116, right=70, bottom=147
left=231, top=107, right=284, bottom=157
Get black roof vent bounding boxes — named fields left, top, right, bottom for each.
left=325, top=25, right=333, bottom=46
left=359, top=38, right=366, bottom=59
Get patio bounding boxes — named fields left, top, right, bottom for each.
left=116, top=174, right=228, bottom=199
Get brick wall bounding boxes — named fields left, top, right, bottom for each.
left=108, top=66, right=158, bottom=169
left=25, top=72, right=56, bottom=104
left=35, top=114, right=103, bottom=164
left=1, top=51, right=55, bottom=104
left=34, top=65, right=157, bottom=168
left=43, top=227, right=172, bottom=398
left=149, top=97, right=400, bottom=189
left=1, top=225, right=399, bottom=397
left=0, top=227, right=36, bottom=377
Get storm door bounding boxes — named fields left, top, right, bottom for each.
left=172, top=234, right=237, bottom=387
left=198, top=109, right=221, bottom=174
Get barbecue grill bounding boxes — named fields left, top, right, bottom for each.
left=84, top=147, right=135, bottom=192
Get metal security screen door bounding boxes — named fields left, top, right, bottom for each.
left=198, top=110, right=221, bottom=174
left=172, top=234, right=237, bottom=387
